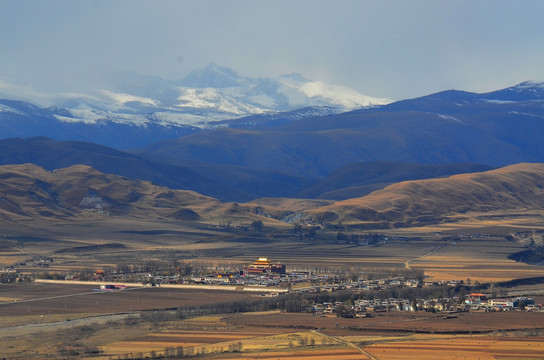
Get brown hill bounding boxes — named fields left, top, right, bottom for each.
left=3, top=163, right=544, bottom=231
left=0, top=163, right=232, bottom=223
left=302, top=163, right=544, bottom=228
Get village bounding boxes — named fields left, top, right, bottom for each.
left=4, top=255, right=542, bottom=318
left=311, top=294, right=540, bottom=318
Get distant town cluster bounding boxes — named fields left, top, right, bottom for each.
left=4, top=254, right=541, bottom=323
left=312, top=294, right=540, bottom=319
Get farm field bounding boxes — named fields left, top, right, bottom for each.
left=4, top=217, right=542, bottom=284
left=1, top=283, right=544, bottom=359
left=0, top=283, right=250, bottom=327
left=365, top=336, right=544, bottom=360
left=2, top=216, right=544, bottom=359
left=4, top=310, right=540, bottom=360
left=226, top=311, right=544, bottom=334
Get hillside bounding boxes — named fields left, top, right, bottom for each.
left=302, top=163, right=544, bottom=228
left=0, top=137, right=316, bottom=202
left=1, top=163, right=544, bottom=232
left=2, top=138, right=495, bottom=203
left=0, top=163, right=240, bottom=223
left=299, top=162, right=494, bottom=200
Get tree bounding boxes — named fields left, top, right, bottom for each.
left=337, top=232, right=346, bottom=242
left=335, top=303, right=347, bottom=317
left=175, top=346, right=184, bottom=357
left=250, top=220, right=264, bottom=232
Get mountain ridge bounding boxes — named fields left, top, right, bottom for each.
left=2, top=162, right=544, bottom=231
left=0, top=64, right=390, bottom=148
left=136, top=81, right=544, bottom=177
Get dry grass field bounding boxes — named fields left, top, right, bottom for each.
left=365, top=336, right=544, bottom=360
left=403, top=238, right=544, bottom=282
left=2, top=302, right=544, bottom=360
left=0, top=283, right=250, bottom=327
left=2, top=208, right=543, bottom=284
left=226, top=311, right=544, bottom=334
left=2, top=205, right=544, bottom=359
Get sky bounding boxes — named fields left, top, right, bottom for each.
left=1, top=0, right=544, bottom=101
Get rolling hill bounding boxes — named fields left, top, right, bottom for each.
left=0, top=163, right=227, bottom=223
left=0, top=137, right=317, bottom=202
left=0, top=138, right=498, bottom=203
left=1, top=162, right=544, bottom=231
left=298, top=162, right=494, bottom=200
left=300, top=163, right=544, bottom=228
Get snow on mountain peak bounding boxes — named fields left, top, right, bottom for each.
left=298, top=81, right=392, bottom=108
left=0, top=64, right=392, bottom=128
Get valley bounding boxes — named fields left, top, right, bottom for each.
left=2, top=81, right=544, bottom=359
left=2, top=204, right=544, bottom=359
left=4, top=2, right=544, bottom=358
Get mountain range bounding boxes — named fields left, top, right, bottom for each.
left=0, top=137, right=492, bottom=203
left=1, top=73, right=544, bottom=229
left=0, top=64, right=390, bottom=148
left=136, top=81, right=544, bottom=178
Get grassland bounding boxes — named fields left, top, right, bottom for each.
left=3, top=213, right=543, bottom=284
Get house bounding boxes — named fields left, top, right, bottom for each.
left=486, top=299, right=513, bottom=309
left=465, top=293, right=487, bottom=304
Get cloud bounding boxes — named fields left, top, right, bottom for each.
left=1, top=0, right=544, bottom=100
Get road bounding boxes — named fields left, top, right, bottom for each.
left=0, top=286, right=147, bottom=306
left=405, top=245, right=441, bottom=269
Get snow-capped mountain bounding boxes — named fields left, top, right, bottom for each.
left=0, top=64, right=391, bottom=130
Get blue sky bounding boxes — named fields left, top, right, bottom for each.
left=1, top=0, right=543, bottom=100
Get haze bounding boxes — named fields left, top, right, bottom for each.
left=1, top=0, right=544, bottom=100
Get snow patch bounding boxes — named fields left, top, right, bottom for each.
left=516, top=81, right=544, bottom=89
left=55, top=108, right=149, bottom=126
left=151, top=111, right=230, bottom=128
left=437, top=114, right=463, bottom=123
left=298, top=81, right=391, bottom=109
left=0, top=104, right=24, bottom=115
left=176, top=87, right=268, bottom=115
left=508, top=111, right=544, bottom=119
left=482, top=99, right=516, bottom=104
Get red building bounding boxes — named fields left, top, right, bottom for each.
left=243, top=257, right=285, bottom=274
left=466, top=293, right=487, bottom=304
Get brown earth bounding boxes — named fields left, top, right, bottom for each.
left=226, top=311, right=544, bottom=334
left=0, top=283, right=250, bottom=325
